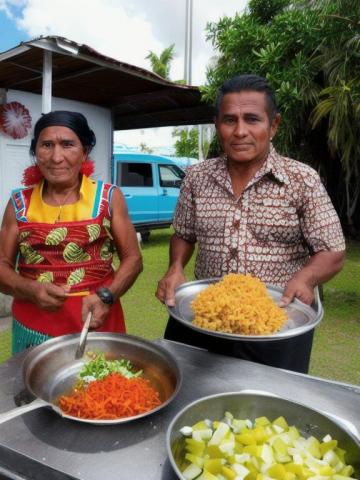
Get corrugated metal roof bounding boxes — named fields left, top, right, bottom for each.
left=0, top=36, right=214, bottom=130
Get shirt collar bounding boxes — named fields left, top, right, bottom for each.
left=208, top=144, right=290, bottom=192
left=260, top=144, right=290, bottom=185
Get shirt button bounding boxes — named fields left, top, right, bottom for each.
left=233, top=220, right=240, bottom=229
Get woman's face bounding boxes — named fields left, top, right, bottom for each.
left=35, top=126, right=87, bottom=187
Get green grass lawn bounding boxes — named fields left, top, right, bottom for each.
left=1, top=229, right=359, bottom=385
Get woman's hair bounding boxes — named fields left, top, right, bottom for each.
left=214, top=74, right=278, bottom=120
left=30, top=111, right=96, bottom=155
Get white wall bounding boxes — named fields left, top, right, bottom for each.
left=0, top=89, right=112, bottom=222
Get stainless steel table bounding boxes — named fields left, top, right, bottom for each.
left=0, top=339, right=359, bottom=480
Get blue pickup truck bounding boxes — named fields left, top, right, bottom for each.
left=112, top=152, right=186, bottom=241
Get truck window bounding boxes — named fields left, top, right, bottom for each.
left=159, top=164, right=185, bottom=188
left=117, top=162, right=153, bottom=187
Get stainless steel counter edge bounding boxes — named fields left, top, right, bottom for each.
left=0, top=339, right=359, bottom=480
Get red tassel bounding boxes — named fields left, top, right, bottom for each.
left=81, top=159, right=95, bottom=177
left=22, top=165, right=43, bottom=186
left=21, top=160, right=95, bottom=186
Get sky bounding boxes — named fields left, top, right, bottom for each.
left=0, top=0, right=248, bottom=150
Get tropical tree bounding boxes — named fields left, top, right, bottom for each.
left=202, top=0, right=360, bottom=234
left=145, top=44, right=175, bottom=80
left=139, top=142, right=154, bottom=154
left=306, top=0, right=360, bottom=231
left=172, top=127, right=199, bottom=158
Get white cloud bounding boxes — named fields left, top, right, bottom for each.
left=15, top=0, right=164, bottom=69
left=12, top=0, right=247, bottom=85
left=5, top=0, right=248, bottom=148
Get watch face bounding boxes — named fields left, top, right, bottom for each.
left=96, top=287, right=114, bottom=304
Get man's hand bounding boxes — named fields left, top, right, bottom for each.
left=280, top=250, right=345, bottom=307
left=81, top=294, right=111, bottom=329
left=156, top=269, right=186, bottom=307
left=280, top=274, right=315, bottom=306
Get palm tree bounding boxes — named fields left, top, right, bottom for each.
left=145, top=44, right=175, bottom=80
left=308, top=0, right=360, bottom=231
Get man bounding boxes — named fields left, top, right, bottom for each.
left=156, top=74, right=345, bottom=373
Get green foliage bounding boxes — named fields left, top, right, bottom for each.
left=139, top=142, right=154, bottom=154
left=145, top=44, right=175, bottom=79
left=202, top=0, right=360, bottom=232
left=172, top=127, right=199, bottom=158
left=248, top=0, right=290, bottom=24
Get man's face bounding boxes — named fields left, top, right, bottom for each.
left=215, top=90, right=280, bottom=166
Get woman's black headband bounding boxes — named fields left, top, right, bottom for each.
left=30, top=111, right=96, bottom=155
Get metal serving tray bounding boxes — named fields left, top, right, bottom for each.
left=167, top=278, right=323, bottom=341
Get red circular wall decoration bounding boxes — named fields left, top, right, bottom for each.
left=0, top=101, right=32, bottom=139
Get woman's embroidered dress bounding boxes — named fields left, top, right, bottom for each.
left=10, top=176, right=125, bottom=353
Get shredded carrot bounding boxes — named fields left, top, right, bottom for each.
left=58, top=372, right=162, bottom=419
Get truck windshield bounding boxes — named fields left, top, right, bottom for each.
left=159, top=164, right=185, bottom=188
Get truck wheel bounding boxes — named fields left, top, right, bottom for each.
left=140, top=232, right=151, bottom=242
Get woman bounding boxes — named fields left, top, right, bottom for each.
left=0, top=110, right=142, bottom=353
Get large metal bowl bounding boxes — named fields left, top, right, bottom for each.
left=168, top=279, right=324, bottom=341
left=0, top=332, right=182, bottom=426
left=166, top=390, right=360, bottom=479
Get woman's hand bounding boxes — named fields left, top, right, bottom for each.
left=81, top=294, right=110, bottom=329
left=30, top=282, right=70, bottom=310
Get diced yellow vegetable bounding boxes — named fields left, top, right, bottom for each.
left=184, top=453, right=204, bottom=467
left=306, top=436, right=321, bottom=459
left=283, top=473, right=296, bottom=480
left=245, top=461, right=259, bottom=479
left=320, top=439, right=338, bottom=457
left=273, top=438, right=288, bottom=456
left=193, top=429, right=213, bottom=442
left=204, top=458, right=223, bottom=474
left=335, top=447, right=346, bottom=463
left=192, top=420, right=210, bottom=431
left=208, top=422, right=230, bottom=446
left=285, top=463, right=304, bottom=475
left=259, top=444, right=274, bottom=464
left=255, top=416, right=271, bottom=427
left=185, top=438, right=206, bottom=456
left=274, top=453, right=291, bottom=464
left=236, top=432, right=257, bottom=445
left=177, top=414, right=355, bottom=480
left=272, top=417, right=289, bottom=431
left=253, top=426, right=269, bottom=444
left=181, top=462, right=202, bottom=480
left=222, top=465, right=237, bottom=480
left=288, top=426, right=300, bottom=440
left=333, top=475, right=356, bottom=480
left=196, top=468, right=219, bottom=480
left=318, top=465, right=334, bottom=475
left=243, top=445, right=260, bottom=457
left=206, top=444, right=223, bottom=458
left=267, top=463, right=286, bottom=479
left=340, top=465, right=354, bottom=476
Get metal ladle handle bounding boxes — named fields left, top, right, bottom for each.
left=75, top=311, right=92, bottom=359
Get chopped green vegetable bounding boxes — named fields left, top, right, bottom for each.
left=177, top=413, right=356, bottom=479
left=78, top=351, right=142, bottom=384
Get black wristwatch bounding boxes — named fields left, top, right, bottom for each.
left=96, top=287, right=114, bottom=305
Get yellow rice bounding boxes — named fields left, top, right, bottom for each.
left=191, top=273, right=287, bottom=335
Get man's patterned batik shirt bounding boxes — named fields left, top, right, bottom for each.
left=173, top=146, right=345, bottom=287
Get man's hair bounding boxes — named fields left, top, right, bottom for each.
left=214, top=74, right=278, bottom=120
